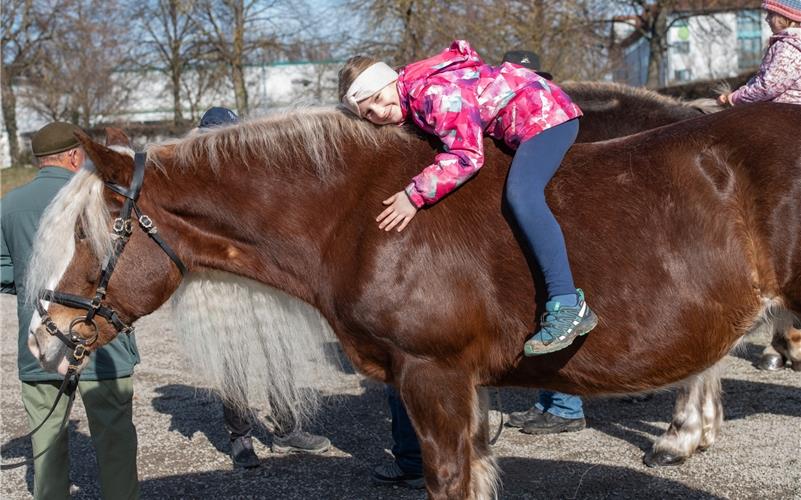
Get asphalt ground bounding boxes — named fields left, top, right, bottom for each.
left=2, top=293, right=800, bottom=499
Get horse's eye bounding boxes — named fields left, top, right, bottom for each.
left=75, top=225, right=87, bottom=241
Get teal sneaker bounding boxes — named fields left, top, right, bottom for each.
left=524, top=289, right=598, bottom=356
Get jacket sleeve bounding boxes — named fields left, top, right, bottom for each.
left=404, top=83, right=485, bottom=208
left=1, top=214, right=16, bottom=295
left=731, top=41, right=801, bottom=104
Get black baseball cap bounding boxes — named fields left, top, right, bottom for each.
left=502, top=50, right=553, bottom=80
left=199, top=107, right=240, bottom=128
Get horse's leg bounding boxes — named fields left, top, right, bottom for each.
left=757, top=312, right=801, bottom=371
left=698, top=364, right=724, bottom=451
left=644, top=362, right=724, bottom=467
left=757, top=343, right=787, bottom=371
left=471, top=387, right=500, bottom=500
left=767, top=324, right=801, bottom=372
left=399, top=364, right=499, bottom=500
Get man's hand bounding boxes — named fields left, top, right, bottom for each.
left=717, top=93, right=732, bottom=106
left=377, top=191, right=418, bottom=232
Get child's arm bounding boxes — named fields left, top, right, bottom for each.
left=405, top=84, right=484, bottom=208
left=730, top=40, right=801, bottom=104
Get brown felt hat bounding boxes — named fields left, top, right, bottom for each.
left=31, top=122, right=83, bottom=158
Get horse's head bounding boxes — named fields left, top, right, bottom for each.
left=28, top=129, right=186, bottom=374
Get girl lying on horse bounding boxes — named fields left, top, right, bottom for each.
left=337, top=40, right=597, bottom=356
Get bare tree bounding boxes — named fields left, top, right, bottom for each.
left=136, top=0, right=204, bottom=125
left=342, top=0, right=607, bottom=79
left=1, top=0, right=64, bottom=165
left=23, top=0, right=135, bottom=127
left=180, top=59, right=229, bottom=121
left=195, top=0, right=297, bottom=116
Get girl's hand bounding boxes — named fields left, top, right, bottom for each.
left=377, top=191, right=418, bottom=232
left=717, top=93, right=732, bottom=106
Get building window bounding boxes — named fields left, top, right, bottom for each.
left=674, top=69, right=692, bottom=82
left=673, top=41, right=690, bottom=54
left=737, top=10, right=763, bottom=70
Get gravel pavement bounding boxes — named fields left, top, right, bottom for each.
left=2, top=294, right=800, bottom=499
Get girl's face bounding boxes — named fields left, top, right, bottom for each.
left=765, top=11, right=788, bottom=34
left=357, top=82, right=402, bottom=126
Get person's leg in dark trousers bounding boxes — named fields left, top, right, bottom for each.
left=372, top=385, right=424, bottom=489
left=505, top=118, right=598, bottom=355
left=387, top=385, right=422, bottom=475
left=505, top=119, right=580, bottom=298
left=222, top=399, right=260, bottom=468
left=223, top=400, right=253, bottom=439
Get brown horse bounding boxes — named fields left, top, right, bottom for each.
left=27, top=102, right=801, bottom=499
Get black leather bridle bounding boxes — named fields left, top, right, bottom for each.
left=2, top=152, right=186, bottom=470
left=36, top=152, right=187, bottom=366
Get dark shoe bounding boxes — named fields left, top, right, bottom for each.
left=524, top=289, right=598, bottom=356
left=521, top=411, right=586, bottom=435
left=507, top=406, right=544, bottom=428
left=230, top=435, right=260, bottom=468
left=271, top=430, right=331, bottom=454
left=371, top=462, right=425, bottom=490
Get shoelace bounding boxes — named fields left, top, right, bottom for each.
left=538, top=305, right=582, bottom=344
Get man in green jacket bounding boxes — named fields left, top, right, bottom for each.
left=1, top=122, right=140, bottom=500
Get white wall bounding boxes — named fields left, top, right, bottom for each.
left=666, top=12, right=771, bottom=85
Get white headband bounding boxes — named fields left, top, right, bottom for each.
left=342, top=62, right=399, bottom=117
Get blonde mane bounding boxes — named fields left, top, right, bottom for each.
left=25, top=165, right=115, bottom=307
left=146, top=106, right=412, bottom=177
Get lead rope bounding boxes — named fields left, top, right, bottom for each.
left=489, top=388, right=504, bottom=446
left=1, top=371, right=81, bottom=470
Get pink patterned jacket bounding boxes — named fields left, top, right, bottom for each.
left=730, top=28, right=801, bottom=106
left=396, top=40, right=582, bottom=208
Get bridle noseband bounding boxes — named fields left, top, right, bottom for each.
left=36, top=152, right=187, bottom=369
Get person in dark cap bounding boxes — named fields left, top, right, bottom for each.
left=197, top=107, right=332, bottom=469
left=199, top=106, right=240, bottom=128
left=2, top=122, right=141, bottom=499
left=502, top=50, right=553, bottom=80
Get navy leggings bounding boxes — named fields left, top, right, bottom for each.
left=504, top=118, right=579, bottom=298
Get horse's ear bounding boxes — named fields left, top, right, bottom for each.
left=104, top=127, right=133, bottom=149
left=75, top=130, right=132, bottom=185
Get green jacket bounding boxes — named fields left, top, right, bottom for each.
left=1, top=166, right=140, bottom=382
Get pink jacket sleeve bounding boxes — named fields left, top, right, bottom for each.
left=404, top=83, right=485, bottom=208
left=731, top=40, right=801, bottom=104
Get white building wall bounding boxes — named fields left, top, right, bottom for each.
left=666, top=11, right=771, bottom=85
left=616, top=9, right=771, bottom=87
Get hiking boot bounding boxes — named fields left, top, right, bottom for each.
left=521, top=412, right=586, bottom=435
left=271, top=430, right=331, bottom=454
left=230, top=435, right=260, bottom=468
left=371, top=462, right=425, bottom=490
left=507, top=406, right=544, bottom=428
left=524, top=289, right=598, bottom=356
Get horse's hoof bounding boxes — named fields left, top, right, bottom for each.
left=756, top=353, right=786, bottom=371
left=643, top=450, right=686, bottom=468
left=791, top=360, right=801, bottom=372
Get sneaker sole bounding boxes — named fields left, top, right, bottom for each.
left=524, top=310, right=598, bottom=356
left=271, top=443, right=331, bottom=455
left=521, top=421, right=587, bottom=435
